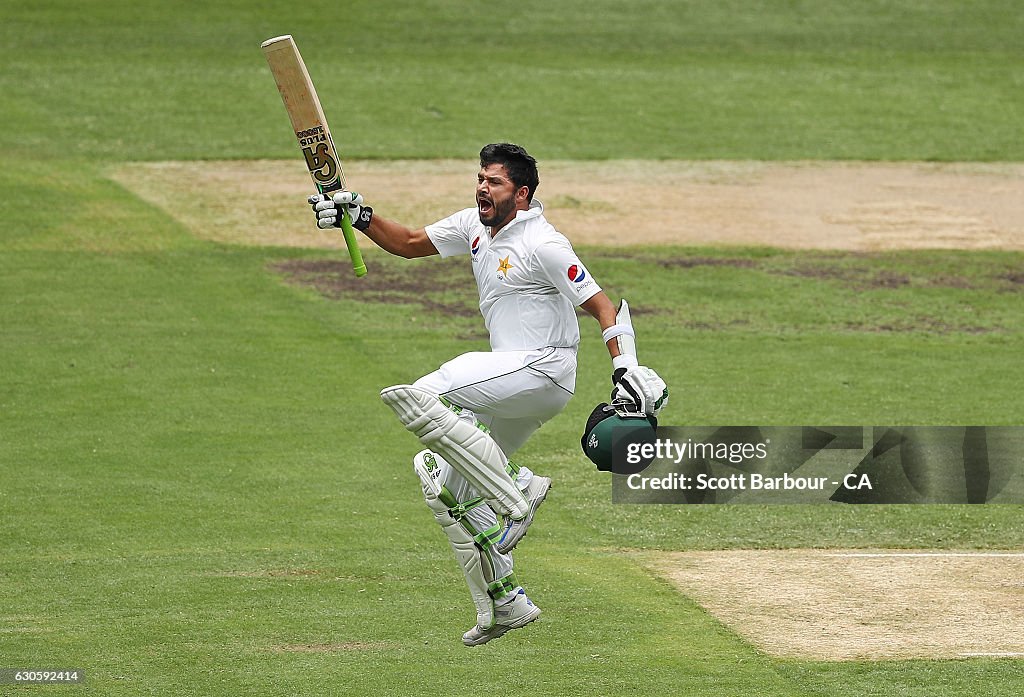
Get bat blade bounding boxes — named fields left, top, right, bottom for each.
left=262, top=35, right=366, bottom=277
left=261, top=35, right=347, bottom=193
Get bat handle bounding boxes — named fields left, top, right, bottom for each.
left=339, top=207, right=367, bottom=277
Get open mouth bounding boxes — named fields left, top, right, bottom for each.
left=478, top=198, right=494, bottom=217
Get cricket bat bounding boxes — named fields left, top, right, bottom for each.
left=261, top=34, right=367, bottom=277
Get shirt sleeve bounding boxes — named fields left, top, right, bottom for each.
left=424, top=208, right=476, bottom=258
left=534, top=238, right=603, bottom=306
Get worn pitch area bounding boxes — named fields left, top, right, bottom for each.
left=109, top=160, right=1024, bottom=251
left=645, top=550, right=1024, bottom=660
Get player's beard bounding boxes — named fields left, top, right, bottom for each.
left=478, top=194, right=517, bottom=229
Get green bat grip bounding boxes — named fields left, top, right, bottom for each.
left=340, top=208, right=367, bottom=277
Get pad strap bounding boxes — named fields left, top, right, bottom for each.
left=487, top=573, right=520, bottom=599
left=437, top=485, right=484, bottom=516
left=474, top=524, right=503, bottom=550
left=505, top=459, right=521, bottom=477
left=439, top=395, right=491, bottom=433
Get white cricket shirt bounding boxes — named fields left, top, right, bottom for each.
left=425, top=200, right=602, bottom=352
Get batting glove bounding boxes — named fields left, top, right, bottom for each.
left=308, top=191, right=374, bottom=231
left=611, top=365, right=669, bottom=418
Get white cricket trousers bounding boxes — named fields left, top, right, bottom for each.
left=412, top=346, right=577, bottom=456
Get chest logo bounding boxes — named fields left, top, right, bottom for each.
left=471, top=236, right=481, bottom=256
left=497, top=256, right=514, bottom=278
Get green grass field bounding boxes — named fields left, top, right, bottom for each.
left=2, top=2, right=1022, bottom=695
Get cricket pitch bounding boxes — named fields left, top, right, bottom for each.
left=644, top=549, right=1024, bottom=660
left=109, top=160, right=1024, bottom=251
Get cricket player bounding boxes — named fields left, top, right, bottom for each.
left=309, top=143, right=668, bottom=645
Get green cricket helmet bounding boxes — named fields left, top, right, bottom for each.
left=580, top=403, right=658, bottom=474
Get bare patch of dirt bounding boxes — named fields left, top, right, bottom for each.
left=926, top=275, right=977, bottom=290
left=108, top=160, right=1024, bottom=251
left=207, top=568, right=324, bottom=579
left=644, top=549, right=1024, bottom=660
left=270, top=257, right=480, bottom=319
left=1001, top=271, right=1024, bottom=288
left=271, top=642, right=392, bottom=653
left=783, top=264, right=912, bottom=290
left=843, top=319, right=997, bottom=335
left=657, top=256, right=760, bottom=270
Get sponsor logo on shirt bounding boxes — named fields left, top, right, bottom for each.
left=568, top=264, right=587, bottom=282
left=471, top=236, right=481, bottom=256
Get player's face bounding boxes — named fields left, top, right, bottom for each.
left=477, top=163, right=526, bottom=229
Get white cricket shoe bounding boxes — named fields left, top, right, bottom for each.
left=462, top=589, right=541, bottom=646
left=495, top=475, right=551, bottom=555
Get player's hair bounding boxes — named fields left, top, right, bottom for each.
left=479, top=143, right=540, bottom=202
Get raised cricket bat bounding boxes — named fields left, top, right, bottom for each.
left=261, top=34, right=367, bottom=277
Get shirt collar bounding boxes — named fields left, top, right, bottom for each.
left=492, top=199, right=544, bottom=236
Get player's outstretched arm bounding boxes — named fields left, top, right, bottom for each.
left=308, top=192, right=439, bottom=259
left=362, top=215, right=439, bottom=259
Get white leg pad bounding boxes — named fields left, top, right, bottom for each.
left=415, top=450, right=495, bottom=629
left=383, top=385, right=528, bottom=519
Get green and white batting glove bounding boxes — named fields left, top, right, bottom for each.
left=308, top=191, right=374, bottom=231
left=611, top=365, right=669, bottom=418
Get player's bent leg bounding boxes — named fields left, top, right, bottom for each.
left=384, top=385, right=529, bottom=519
left=413, top=450, right=539, bottom=645
left=401, top=349, right=575, bottom=553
